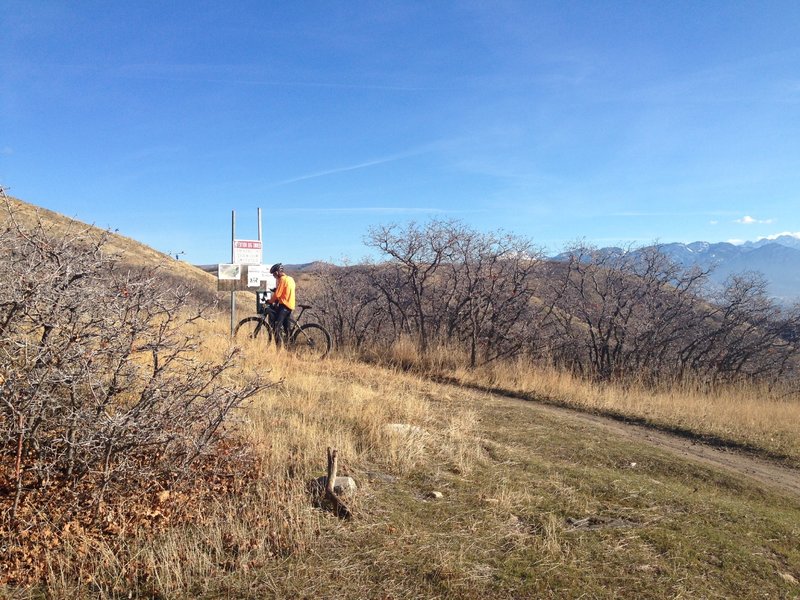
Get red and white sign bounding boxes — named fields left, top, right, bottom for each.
left=233, top=239, right=263, bottom=265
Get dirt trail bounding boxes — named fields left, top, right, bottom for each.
left=447, top=379, right=800, bottom=499
left=539, top=403, right=800, bottom=498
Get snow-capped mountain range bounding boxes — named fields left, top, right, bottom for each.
left=741, top=234, right=800, bottom=251
left=553, top=234, right=800, bottom=304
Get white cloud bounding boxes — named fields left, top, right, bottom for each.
left=0, top=147, right=12, bottom=156
left=727, top=239, right=746, bottom=245
left=734, top=215, right=774, bottom=225
left=709, top=220, right=719, bottom=225
left=758, top=231, right=800, bottom=240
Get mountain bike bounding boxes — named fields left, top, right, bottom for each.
left=234, top=292, right=332, bottom=360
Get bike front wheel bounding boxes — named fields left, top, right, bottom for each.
left=290, top=323, right=331, bottom=360
left=234, top=316, right=274, bottom=343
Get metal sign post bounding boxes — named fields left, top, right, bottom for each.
left=226, top=209, right=264, bottom=336
left=230, top=210, right=236, bottom=336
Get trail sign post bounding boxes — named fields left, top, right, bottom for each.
left=221, top=209, right=264, bottom=335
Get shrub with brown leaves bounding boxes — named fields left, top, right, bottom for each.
left=0, top=201, right=271, bottom=542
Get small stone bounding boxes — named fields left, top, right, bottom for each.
left=780, top=572, right=798, bottom=586
left=384, top=423, right=426, bottom=436
left=311, top=476, right=358, bottom=497
left=427, top=491, right=444, bottom=500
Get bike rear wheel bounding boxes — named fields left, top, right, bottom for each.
left=234, top=316, right=274, bottom=343
left=290, top=323, right=331, bottom=359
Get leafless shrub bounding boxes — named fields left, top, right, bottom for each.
left=365, top=220, right=460, bottom=353
left=0, top=202, right=271, bottom=528
left=309, top=263, right=392, bottom=351
left=678, top=271, right=800, bottom=385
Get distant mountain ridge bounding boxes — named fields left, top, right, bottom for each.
left=553, top=235, right=800, bottom=304
left=742, top=234, right=800, bottom=251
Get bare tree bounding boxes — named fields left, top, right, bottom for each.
left=310, top=263, right=391, bottom=350
left=365, top=221, right=459, bottom=352
left=359, top=220, right=546, bottom=366
left=676, top=272, right=799, bottom=385
left=444, top=228, right=543, bottom=366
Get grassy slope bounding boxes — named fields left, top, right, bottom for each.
left=1, top=195, right=215, bottom=290
left=69, top=352, right=797, bottom=599
left=293, top=364, right=799, bottom=599
left=3, top=197, right=799, bottom=598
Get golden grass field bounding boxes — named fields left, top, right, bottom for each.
left=4, top=315, right=794, bottom=599
left=1, top=195, right=215, bottom=290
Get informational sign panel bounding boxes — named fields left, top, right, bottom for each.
left=233, top=239, right=263, bottom=265
left=217, top=264, right=275, bottom=292
left=247, top=264, right=274, bottom=288
left=218, top=264, right=242, bottom=280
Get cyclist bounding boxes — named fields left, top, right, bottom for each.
left=268, top=263, right=296, bottom=346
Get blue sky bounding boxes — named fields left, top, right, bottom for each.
left=2, top=1, right=800, bottom=264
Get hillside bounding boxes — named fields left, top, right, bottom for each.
left=1, top=197, right=799, bottom=598
left=1, top=194, right=216, bottom=292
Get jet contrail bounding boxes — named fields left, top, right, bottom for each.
left=274, top=148, right=432, bottom=186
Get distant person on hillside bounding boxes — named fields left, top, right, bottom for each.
left=268, top=263, right=296, bottom=346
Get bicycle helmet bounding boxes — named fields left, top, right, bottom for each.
left=269, top=263, right=283, bottom=275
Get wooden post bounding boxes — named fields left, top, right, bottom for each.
left=325, top=447, right=352, bottom=520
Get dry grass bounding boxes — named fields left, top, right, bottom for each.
left=446, top=356, right=800, bottom=466
left=371, top=339, right=800, bottom=466
left=8, top=317, right=480, bottom=596
left=5, top=319, right=799, bottom=599
left=232, top=326, right=480, bottom=480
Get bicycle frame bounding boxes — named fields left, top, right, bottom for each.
left=237, top=298, right=331, bottom=359
left=261, top=302, right=312, bottom=339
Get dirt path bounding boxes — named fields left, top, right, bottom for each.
left=507, top=394, right=800, bottom=498
left=435, top=376, right=800, bottom=499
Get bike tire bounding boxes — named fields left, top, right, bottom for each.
left=234, top=316, right=274, bottom=343
left=290, top=323, right=331, bottom=360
